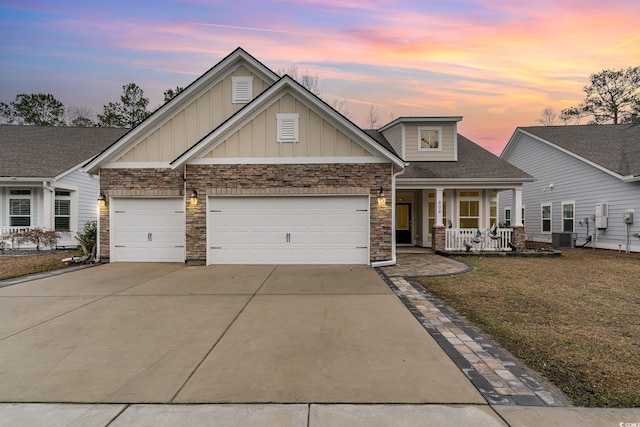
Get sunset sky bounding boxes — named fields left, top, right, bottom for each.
left=1, top=0, right=639, bottom=154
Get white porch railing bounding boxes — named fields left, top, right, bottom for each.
left=445, top=228, right=513, bottom=252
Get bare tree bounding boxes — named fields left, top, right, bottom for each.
left=329, top=98, right=352, bottom=119
left=536, top=107, right=559, bottom=126
left=366, top=105, right=379, bottom=129
left=67, top=106, right=96, bottom=127
left=277, top=64, right=321, bottom=96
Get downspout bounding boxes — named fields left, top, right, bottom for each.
left=371, top=164, right=407, bottom=268
left=89, top=173, right=102, bottom=262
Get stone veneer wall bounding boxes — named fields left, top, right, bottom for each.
left=185, top=163, right=393, bottom=264
left=98, top=168, right=184, bottom=261
left=511, top=226, right=526, bottom=252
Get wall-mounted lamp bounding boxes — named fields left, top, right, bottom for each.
left=97, top=192, right=107, bottom=209
left=190, top=190, right=198, bottom=206
left=377, top=187, right=386, bottom=208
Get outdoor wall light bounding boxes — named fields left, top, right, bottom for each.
left=377, top=187, right=386, bottom=208
left=97, top=192, right=107, bottom=209
left=190, top=190, right=198, bottom=206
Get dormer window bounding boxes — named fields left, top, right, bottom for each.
left=232, top=76, right=253, bottom=103
left=277, top=113, right=299, bottom=142
left=418, top=127, right=442, bottom=151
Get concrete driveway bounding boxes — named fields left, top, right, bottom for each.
left=0, top=263, right=484, bottom=405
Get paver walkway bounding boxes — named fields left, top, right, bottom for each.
left=378, top=250, right=569, bottom=407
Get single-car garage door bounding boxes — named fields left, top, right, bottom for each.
left=111, top=198, right=185, bottom=262
left=208, top=196, right=369, bottom=264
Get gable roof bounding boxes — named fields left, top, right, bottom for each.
left=171, top=75, right=404, bottom=168
left=0, top=125, right=128, bottom=179
left=84, top=47, right=280, bottom=174
left=504, top=124, right=640, bottom=181
left=382, top=133, right=533, bottom=182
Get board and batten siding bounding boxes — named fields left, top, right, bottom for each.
left=499, top=132, right=640, bottom=252
left=118, top=66, right=270, bottom=163
left=404, top=122, right=456, bottom=161
left=206, top=93, right=373, bottom=159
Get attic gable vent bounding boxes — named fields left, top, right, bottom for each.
left=232, top=76, right=253, bottom=103
left=277, top=113, right=299, bottom=143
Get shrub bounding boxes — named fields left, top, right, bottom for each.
left=1, top=228, right=60, bottom=252
left=75, top=221, right=97, bottom=261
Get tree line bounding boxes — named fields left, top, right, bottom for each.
left=537, top=66, right=640, bottom=126
left=0, top=83, right=184, bottom=128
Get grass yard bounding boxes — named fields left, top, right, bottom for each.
left=416, top=249, right=640, bottom=408
left=0, top=250, right=76, bottom=281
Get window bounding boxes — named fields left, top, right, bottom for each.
left=504, top=208, right=512, bottom=227
left=418, top=127, right=442, bottom=151
left=54, top=200, right=71, bottom=231
left=9, top=189, right=31, bottom=227
left=277, top=113, right=299, bottom=142
left=459, top=191, right=480, bottom=228
left=54, top=190, right=72, bottom=232
left=541, top=203, right=552, bottom=233
left=489, top=191, right=497, bottom=227
left=232, top=76, right=253, bottom=103
left=562, top=201, right=574, bottom=233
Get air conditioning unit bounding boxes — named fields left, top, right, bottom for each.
left=595, top=203, right=608, bottom=229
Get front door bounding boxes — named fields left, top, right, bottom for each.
left=396, top=202, right=412, bottom=244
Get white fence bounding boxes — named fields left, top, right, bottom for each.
left=445, top=228, right=513, bottom=252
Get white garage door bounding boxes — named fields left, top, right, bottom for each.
left=208, top=196, right=369, bottom=265
left=111, top=198, right=185, bottom=262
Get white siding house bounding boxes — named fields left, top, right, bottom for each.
left=1, top=126, right=128, bottom=249
left=500, top=125, right=640, bottom=252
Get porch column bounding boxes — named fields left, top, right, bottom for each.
left=513, top=187, right=523, bottom=226
left=42, top=182, right=54, bottom=230
left=421, top=189, right=429, bottom=247
left=435, top=187, right=444, bottom=227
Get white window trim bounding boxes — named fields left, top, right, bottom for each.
left=504, top=207, right=512, bottom=227
left=458, top=190, right=480, bottom=229
left=541, top=202, right=552, bottom=234
left=8, top=188, right=32, bottom=227
left=232, top=76, right=253, bottom=104
left=418, top=126, right=442, bottom=151
left=561, top=200, right=575, bottom=233
left=54, top=191, right=72, bottom=232
left=276, top=113, right=299, bottom=143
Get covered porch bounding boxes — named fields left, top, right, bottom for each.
left=393, top=186, right=525, bottom=253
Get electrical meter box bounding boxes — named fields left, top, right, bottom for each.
left=623, top=210, right=635, bottom=224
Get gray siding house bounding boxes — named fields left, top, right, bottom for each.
left=1, top=126, right=128, bottom=248
left=499, top=124, right=640, bottom=252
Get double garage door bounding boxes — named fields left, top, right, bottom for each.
left=111, top=196, right=370, bottom=264
left=209, top=196, right=369, bottom=264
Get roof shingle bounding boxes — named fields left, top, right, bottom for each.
left=518, top=124, right=640, bottom=178
left=0, top=126, right=129, bottom=178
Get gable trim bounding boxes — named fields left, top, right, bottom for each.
left=83, top=48, right=279, bottom=175
left=188, top=156, right=390, bottom=165
left=171, top=76, right=404, bottom=168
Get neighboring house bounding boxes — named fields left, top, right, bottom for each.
left=0, top=126, right=128, bottom=248
left=84, top=47, right=532, bottom=266
left=500, top=124, right=640, bottom=252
